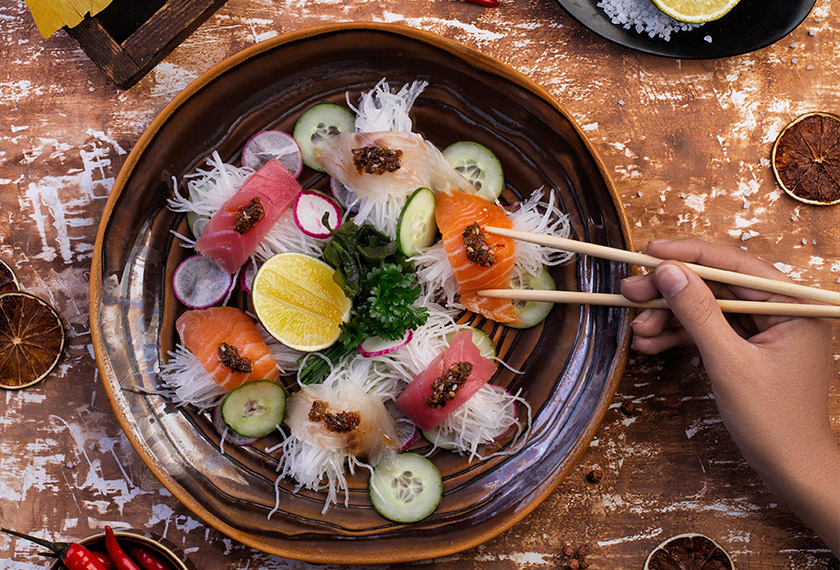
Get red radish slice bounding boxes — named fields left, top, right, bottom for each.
left=173, top=254, right=234, bottom=309
left=330, top=177, right=356, bottom=210
left=358, top=330, right=413, bottom=357
left=242, top=130, right=304, bottom=178
left=293, top=190, right=342, bottom=238
left=385, top=400, right=421, bottom=452
left=239, top=262, right=256, bottom=295
left=212, top=404, right=259, bottom=447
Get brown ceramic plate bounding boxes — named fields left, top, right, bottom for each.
left=90, top=23, right=632, bottom=564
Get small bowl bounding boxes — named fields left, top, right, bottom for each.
left=48, top=529, right=196, bottom=570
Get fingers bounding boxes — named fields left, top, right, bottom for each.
left=645, top=239, right=791, bottom=301
left=653, top=261, right=744, bottom=356
left=631, top=326, right=694, bottom=354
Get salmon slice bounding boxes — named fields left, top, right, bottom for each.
left=195, top=158, right=301, bottom=273
left=176, top=306, right=279, bottom=390
left=435, top=190, right=519, bottom=323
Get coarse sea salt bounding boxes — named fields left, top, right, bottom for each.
left=596, top=0, right=703, bottom=41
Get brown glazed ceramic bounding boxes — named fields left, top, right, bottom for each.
left=90, top=23, right=633, bottom=564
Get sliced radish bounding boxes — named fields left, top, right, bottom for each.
left=358, top=330, right=413, bottom=357
left=293, top=189, right=342, bottom=239
left=212, top=404, right=259, bottom=447
left=173, top=254, right=234, bottom=309
left=239, top=261, right=257, bottom=295
left=241, top=130, right=304, bottom=178
left=385, top=400, right=421, bottom=452
left=330, top=177, right=355, bottom=210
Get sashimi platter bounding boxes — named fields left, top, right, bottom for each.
left=91, top=24, right=633, bottom=563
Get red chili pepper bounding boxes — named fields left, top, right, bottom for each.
left=1, top=527, right=108, bottom=570
left=131, top=546, right=173, bottom=570
left=465, top=0, right=500, bottom=6
left=92, top=551, right=118, bottom=570
left=104, top=526, right=142, bottom=570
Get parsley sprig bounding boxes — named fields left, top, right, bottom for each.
left=298, top=220, right=428, bottom=384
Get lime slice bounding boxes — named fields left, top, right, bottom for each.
left=0, top=260, right=19, bottom=293
left=650, top=0, right=740, bottom=23
left=252, top=253, right=351, bottom=352
left=0, top=291, right=66, bottom=389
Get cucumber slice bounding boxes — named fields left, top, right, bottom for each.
left=508, top=268, right=556, bottom=329
left=396, top=187, right=437, bottom=256
left=445, top=327, right=496, bottom=359
left=220, top=380, right=286, bottom=438
left=293, top=102, right=355, bottom=172
left=422, top=426, right=459, bottom=450
left=442, top=141, right=504, bottom=201
left=369, top=453, right=443, bottom=523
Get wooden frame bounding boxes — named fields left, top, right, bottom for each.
left=66, top=0, right=228, bottom=89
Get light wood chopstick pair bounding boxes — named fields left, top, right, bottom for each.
left=477, top=227, right=840, bottom=319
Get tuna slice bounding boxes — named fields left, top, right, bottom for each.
left=195, top=158, right=301, bottom=273
left=396, top=329, right=498, bottom=431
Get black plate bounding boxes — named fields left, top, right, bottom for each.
left=556, top=0, right=815, bottom=59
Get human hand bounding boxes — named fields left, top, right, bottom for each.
left=620, top=238, right=839, bottom=554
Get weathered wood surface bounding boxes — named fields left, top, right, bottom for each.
left=0, top=0, right=838, bottom=568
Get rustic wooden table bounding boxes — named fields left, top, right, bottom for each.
left=1, top=0, right=838, bottom=568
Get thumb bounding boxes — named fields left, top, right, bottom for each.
left=653, top=262, right=742, bottom=355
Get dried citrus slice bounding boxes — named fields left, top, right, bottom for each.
left=0, top=260, right=19, bottom=293
left=772, top=112, right=840, bottom=206
left=644, top=533, right=735, bottom=570
left=252, top=252, right=351, bottom=352
left=650, top=0, right=740, bottom=23
left=0, top=291, right=66, bottom=389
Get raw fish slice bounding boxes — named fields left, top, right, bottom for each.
left=195, top=159, right=301, bottom=272
left=312, top=131, right=475, bottom=201
left=176, top=306, right=280, bottom=390
left=284, top=381, right=399, bottom=461
left=396, top=330, right=498, bottom=431
left=435, top=190, right=519, bottom=323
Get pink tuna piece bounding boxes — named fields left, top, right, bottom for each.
left=195, top=159, right=301, bottom=272
left=396, top=330, right=497, bottom=431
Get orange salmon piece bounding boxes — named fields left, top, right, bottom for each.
left=435, top=190, right=519, bottom=323
left=176, top=306, right=279, bottom=390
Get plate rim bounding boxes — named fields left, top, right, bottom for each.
left=89, top=21, right=635, bottom=564
left=554, top=0, right=816, bottom=59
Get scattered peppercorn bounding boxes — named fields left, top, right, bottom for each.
left=577, top=544, right=590, bottom=557
left=566, top=558, right=580, bottom=570
left=620, top=400, right=637, bottom=415
left=424, top=361, right=473, bottom=408
left=587, top=468, right=604, bottom=484
left=578, top=557, right=590, bottom=569
left=462, top=222, right=497, bottom=266
left=217, top=342, right=252, bottom=373
left=233, top=196, right=265, bottom=234
left=562, top=544, right=575, bottom=557
left=352, top=146, right=402, bottom=174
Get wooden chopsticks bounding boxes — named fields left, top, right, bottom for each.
left=479, top=226, right=840, bottom=318
left=477, top=290, right=840, bottom=318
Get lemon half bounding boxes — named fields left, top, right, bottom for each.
left=252, top=253, right=351, bottom=352
left=651, top=0, right=741, bottom=23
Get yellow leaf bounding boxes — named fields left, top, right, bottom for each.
left=25, top=0, right=115, bottom=39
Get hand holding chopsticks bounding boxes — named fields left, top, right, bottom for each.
left=479, top=227, right=840, bottom=318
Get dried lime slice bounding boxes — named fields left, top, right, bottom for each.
left=650, top=0, right=740, bottom=23
left=0, top=260, right=19, bottom=293
left=0, top=291, right=66, bottom=389
left=644, top=533, right=735, bottom=570
left=772, top=112, right=840, bottom=206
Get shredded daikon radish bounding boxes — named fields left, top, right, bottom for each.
left=427, top=385, right=532, bottom=462
left=351, top=78, right=428, bottom=133
left=158, top=344, right=227, bottom=409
